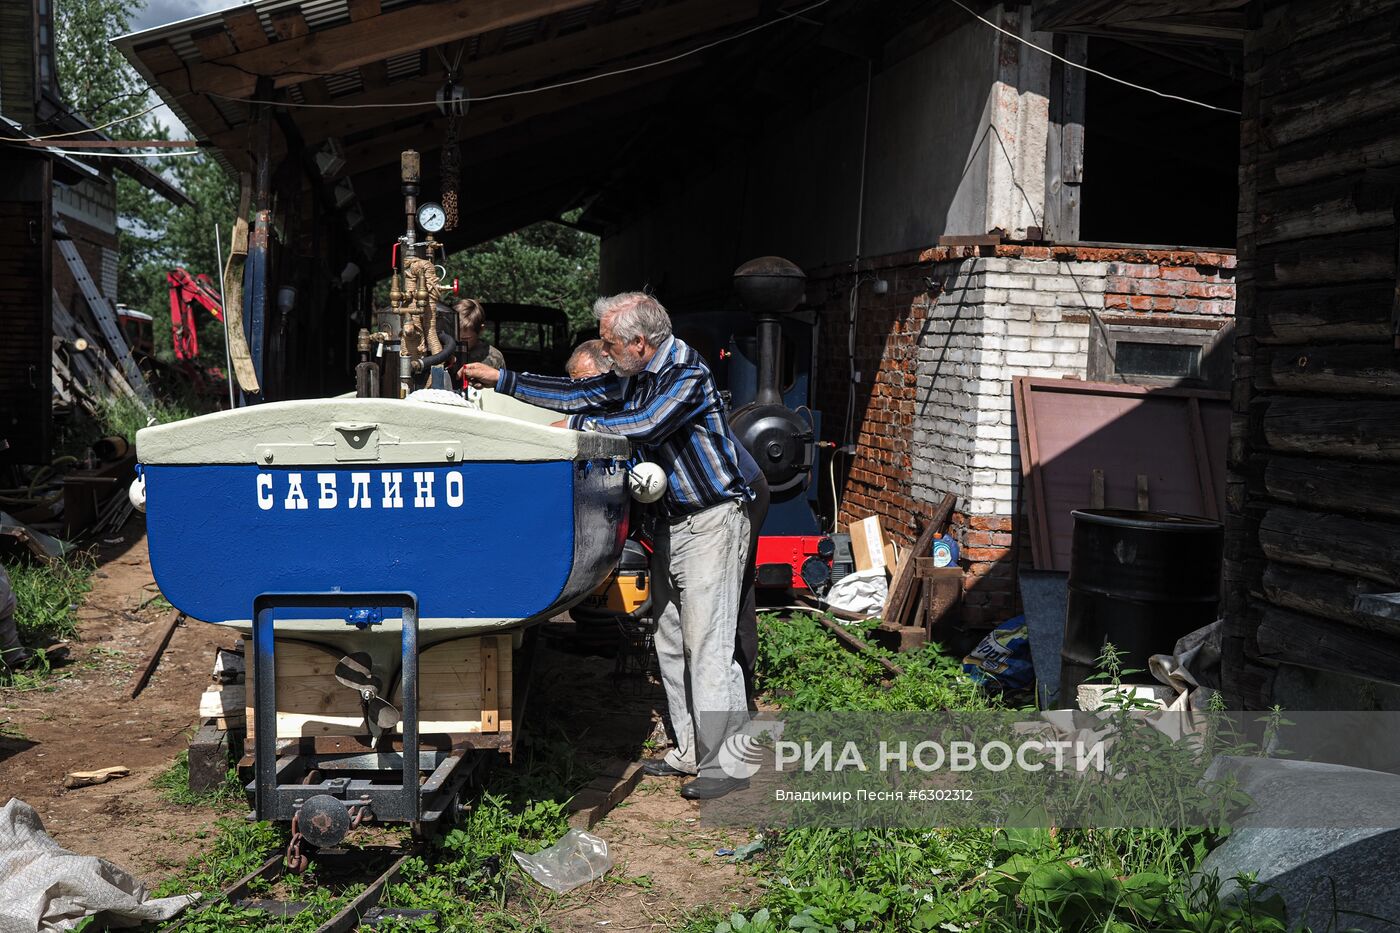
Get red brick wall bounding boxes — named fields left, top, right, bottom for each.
left=808, top=252, right=929, bottom=550
left=806, top=243, right=1236, bottom=635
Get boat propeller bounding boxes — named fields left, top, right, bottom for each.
left=334, top=652, right=400, bottom=735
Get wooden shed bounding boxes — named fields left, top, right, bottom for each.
left=1033, top=0, right=1400, bottom=708
left=1224, top=0, right=1400, bottom=709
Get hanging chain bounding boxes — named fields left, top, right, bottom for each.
left=442, top=113, right=460, bottom=233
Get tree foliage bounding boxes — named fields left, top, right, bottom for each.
left=54, top=0, right=601, bottom=367
left=54, top=0, right=152, bottom=132
left=443, top=213, right=600, bottom=335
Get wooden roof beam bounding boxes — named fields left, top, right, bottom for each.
left=336, top=56, right=697, bottom=178
left=181, top=0, right=599, bottom=100
left=280, top=0, right=759, bottom=148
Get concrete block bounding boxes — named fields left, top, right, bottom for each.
left=1028, top=321, right=1067, bottom=338
left=1037, top=337, right=1085, bottom=354
left=1007, top=289, right=1062, bottom=307
left=1053, top=353, right=1087, bottom=370
left=1006, top=258, right=1054, bottom=275
left=986, top=273, right=1038, bottom=291
left=188, top=719, right=231, bottom=794
left=975, top=424, right=1010, bottom=442
left=1005, top=351, right=1055, bottom=368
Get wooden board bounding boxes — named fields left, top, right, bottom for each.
left=245, top=641, right=364, bottom=739
left=392, top=636, right=514, bottom=735
left=881, top=493, right=956, bottom=628
left=53, top=217, right=151, bottom=404
left=246, top=636, right=517, bottom=738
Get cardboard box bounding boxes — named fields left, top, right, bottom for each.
left=848, top=515, right=898, bottom=577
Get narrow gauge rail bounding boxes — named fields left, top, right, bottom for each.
left=187, top=844, right=440, bottom=930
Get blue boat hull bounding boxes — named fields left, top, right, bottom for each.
left=145, top=459, right=629, bottom=631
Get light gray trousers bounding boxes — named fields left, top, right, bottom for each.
left=653, top=498, right=751, bottom=780
left=0, top=565, right=25, bottom=670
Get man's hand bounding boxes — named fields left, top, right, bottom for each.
left=459, top=362, right=499, bottom=388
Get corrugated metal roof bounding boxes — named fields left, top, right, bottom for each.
left=384, top=50, right=423, bottom=80
left=324, top=71, right=363, bottom=96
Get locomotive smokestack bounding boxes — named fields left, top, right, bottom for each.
left=733, top=256, right=806, bottom=407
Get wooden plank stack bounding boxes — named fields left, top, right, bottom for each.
left=874, top=493, right=959, bottom=652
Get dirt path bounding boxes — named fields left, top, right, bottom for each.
left=519, top=641, right=761, bottom=930
left=0, top=518, right=230, bottom=883
left=0, top=521, right=760, bottom=927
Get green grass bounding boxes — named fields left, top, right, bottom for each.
left=96, top=393, right=199, bottom=442
left=684, top=613, right=1315, bottom=933
left=5, top=554, right=94, bottom=644
left=151, top=705, right=589, bottom=931
left=2, top=554, right=94, bottom=689
left=154, top=750, right=246, bottom=809
left=143, top=613, right=1333, bottom=932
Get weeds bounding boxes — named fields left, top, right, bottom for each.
left=154, top=750, right=246, bottom=809
left=96, top=394, right=197, bottom=442
left=5, top=553, right=94, bottom=644
left=690, top=613, right=1305, bottom=933
left=1, top=554, right=94, bottom=689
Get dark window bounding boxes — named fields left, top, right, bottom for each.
left=1115, top=341, right=1201, bottom=379
left=1079, top=39, right=1242, bottom=248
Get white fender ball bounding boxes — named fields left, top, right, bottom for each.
left=128, top=475, right=147, bottom=513
left=628, top=462, right=667, bottom=504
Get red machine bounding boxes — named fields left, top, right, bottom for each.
left=166, top=268, right=224, bottom=361
left=755, top=534, right=836, bottom=591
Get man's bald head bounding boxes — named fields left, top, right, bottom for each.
left=567, top=339, right=609, bottom=379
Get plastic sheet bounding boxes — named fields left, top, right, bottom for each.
left=512, top=829, right=613, bottom=894
left=825, top=567, right=887, bottom=618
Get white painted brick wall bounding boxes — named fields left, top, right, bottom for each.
left=913, top=256, right=1103, bottom=516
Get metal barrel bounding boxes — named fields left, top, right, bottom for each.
left=1059, top=509, right=1223, bottom=700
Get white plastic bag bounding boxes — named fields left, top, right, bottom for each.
left=825, top=567, right=888, bottom=617
left=512, top=828, right=612, bottom=894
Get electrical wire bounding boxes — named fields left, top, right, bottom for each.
left=946, top=0, right=1242, bottom=115
left=19, top=98, right=167, bottom=140
left=24, top=146, right=203, bottom=158
left=208, top=0, right=833, bottom=110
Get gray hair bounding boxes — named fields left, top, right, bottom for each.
left=594, top=292, right=672, bottom=347
left=566, top=339, right=608, bottom=376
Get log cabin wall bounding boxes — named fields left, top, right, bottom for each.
left=1224, top=0, right=1400, bottom=709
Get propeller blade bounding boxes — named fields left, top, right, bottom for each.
left=368, top=696, right=401, bottom=731
left=335, top=652, right=381, bottom=693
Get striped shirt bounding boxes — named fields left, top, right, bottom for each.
left=495, top=337, right=751, bottom=518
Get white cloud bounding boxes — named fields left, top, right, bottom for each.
left=131, top=0, right=245, bottom=33
left=129, top=0, right=247, bottom=138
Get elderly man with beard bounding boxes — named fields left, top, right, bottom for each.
left=461, top=292, right=754, bottom=799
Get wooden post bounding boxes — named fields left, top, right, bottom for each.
left=243, top=77, right=273, bottom=404
left=480, top=636, right=498, bottom=733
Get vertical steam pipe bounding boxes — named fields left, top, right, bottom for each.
left=754, top=312, right=782, bottom=406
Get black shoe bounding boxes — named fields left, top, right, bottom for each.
left=639, top=757, right=691, bottom=777
left=680, top=775, right=750, bottom=800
